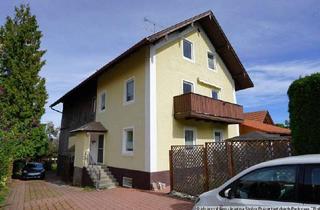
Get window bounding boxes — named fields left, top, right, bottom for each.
left=184, top=129, right=195, bottom=146
left=183, top=81, right=193, bottom=94
left=229, top=166, right=297, bottom=202
left=123, top=128, right=134, bottom=155
left=211, top=89, right=219, bottom=100
left=214, top=131, right=223, bottom=142
left=303, top=165, right=320, bottom=204
left=100, top=92, right=106, bottom=111
left=125, top=78, right=135, bottom=103
left=183, top=39, right=193, bottom=60
left=208, top=52, right=215, bottom=70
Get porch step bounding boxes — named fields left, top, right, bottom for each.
left=86, top=165, right=118, bottom=189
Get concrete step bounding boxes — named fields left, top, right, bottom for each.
left=86, top=165, right=118, bottom=190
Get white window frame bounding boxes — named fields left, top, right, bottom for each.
left=182, top=80, right=195, bottom=94
left=99, top=91, right=106, bottom=112
left=213, top=130, right=224, bottom=142
left=207, top=50, right=217, bottom=71
left=184, top=127, right=197, bottom=145
left=122, top=127, right=134, bottom=156
left=182, top=38, right=195, bottom=63
left=123, top=77, right=135, bottom=105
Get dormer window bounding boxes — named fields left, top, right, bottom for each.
left=182, top=39, right=193, bottom=61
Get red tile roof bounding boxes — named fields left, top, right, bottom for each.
left=243, top=111, right=274, bottom=124
left=242, top=119, right=291, bottom=135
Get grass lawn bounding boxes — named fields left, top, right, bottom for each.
left=0, top=187, right=9, bottom=208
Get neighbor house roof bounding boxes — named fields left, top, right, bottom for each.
left=50, top=10, right=253, bottom=107
left=243, top=111, right=274, bottom=125
left=228, top=131, right=289, bottom=141
left=70, top=122, right=107, bottom=133
left=241, top=119, right=291, bottom=135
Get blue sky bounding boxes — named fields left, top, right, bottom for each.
left=1, top=0, right=319, bottom=126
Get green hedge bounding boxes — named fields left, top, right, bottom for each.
left=288, top=73, right=320, bottom=155
left=0, top=141, right=11, bottom=190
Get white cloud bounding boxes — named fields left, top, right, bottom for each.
left=237, top=59, right=320, bottom=108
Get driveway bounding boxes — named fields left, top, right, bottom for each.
left=4, top=174, right=193, bottom=210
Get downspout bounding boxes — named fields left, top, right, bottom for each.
left=50, top=105, right=62, bottom=114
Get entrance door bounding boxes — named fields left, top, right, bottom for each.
left=97, top=135, right=104, bottom=164
left=89, top=136, right=98, bottom=164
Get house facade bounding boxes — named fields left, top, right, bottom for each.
left=51, top=11, right=253, bottom=189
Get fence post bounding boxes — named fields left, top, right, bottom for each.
left=169, top=149, right=173, bottom=192
left=226, top=141, right=235, bottom=178
left=203, top=143, right=209, bottom=191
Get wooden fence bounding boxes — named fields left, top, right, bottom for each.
left=169, top=139, right=291, bottom=196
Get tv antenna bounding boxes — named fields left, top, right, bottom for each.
left=143, top=17, right=164, bottom=33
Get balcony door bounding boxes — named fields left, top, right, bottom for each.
left=183, top=81, right=194, bottom=94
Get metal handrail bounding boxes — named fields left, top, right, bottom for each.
left=86, top=152, right=101, bottom=189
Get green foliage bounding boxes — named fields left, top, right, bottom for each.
left=0, top=186, right=9, bottom=207
left=288, top=73, right=320, bottom=155
left=0, top=4, right=47, bottom=187
left=45, top=122, right=59, bottom=157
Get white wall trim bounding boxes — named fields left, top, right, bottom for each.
left=144, top=45, right=157, bottom=172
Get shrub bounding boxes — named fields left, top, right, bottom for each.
left=288, top=73, right=320, bottom=155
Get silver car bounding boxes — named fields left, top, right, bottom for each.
left=194, top=154, right=320, bottom=208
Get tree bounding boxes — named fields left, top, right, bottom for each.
left=0, top=4, right=48, bottom=160
left=275, top=120, right=290, bottom=128
left=45, top=122, right=59, bottom=157
left=288, top=73, right=320, bottom=155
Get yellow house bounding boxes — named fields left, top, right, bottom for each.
left=50, top=10, right=253, bottom=190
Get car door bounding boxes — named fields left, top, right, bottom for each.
left=302, top=164, right=320, bottom=206
left=220, top=165, right=303, bottom=206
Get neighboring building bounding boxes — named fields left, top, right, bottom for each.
left=50, top=11, right=253, bottom=189
left=240, top=111, right=291, bottom=136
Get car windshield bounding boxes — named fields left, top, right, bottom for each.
left=25, top=163, right=43, bottom=169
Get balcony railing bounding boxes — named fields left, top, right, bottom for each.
left=173, top=93, right=244, bottom=124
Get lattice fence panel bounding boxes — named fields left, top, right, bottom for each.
left=171, top=145, right=206, bottom=196
left=206, top=142, right=229, bottom=189
left=231, top=140, right=291, bottom=174
left=170, top=140, right=291, bottom=196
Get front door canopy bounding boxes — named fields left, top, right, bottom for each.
left=70, top=121, right=107, bottom=134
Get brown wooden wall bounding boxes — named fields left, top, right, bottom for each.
left=57, top=80, right=97, bottom=176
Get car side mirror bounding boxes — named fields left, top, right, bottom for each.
left=224, top=188, right=232, bottom=199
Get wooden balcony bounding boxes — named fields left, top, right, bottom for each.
left=173, top=93, right=244, bottom=124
